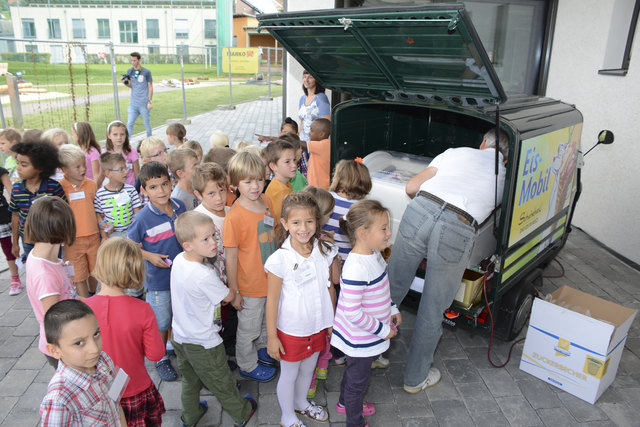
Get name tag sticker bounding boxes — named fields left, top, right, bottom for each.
left=295, top=263, right=314, bottom=284
left=264, top=215, right=274, bottom=228
left=115, top=192, right=130, bottom=206
left=107, top=368, right=130, bottom=402
left=137, top=74, right=144, bottom=83
left=69, top=191, right=85, bottom=201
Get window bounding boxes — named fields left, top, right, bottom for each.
left=97, top=19, right=110, bottom=39
left=204, top=19, right=216, bottom=39
left=119, top=20, right=138, bottom=43
left=72, top=19, right=86, bottom=39
left=147, top=19, right=159, bottom=39
left=148, top=45, right=160, bottom=54
left=599, top=0, right=640, bottom=75
left=175, top=19, right=188, bottom=39
left=25, top=44, right=38, bottom=53
left=48, top=19, right=61, bottom=39
left=22, top=19, right=36, bottom=38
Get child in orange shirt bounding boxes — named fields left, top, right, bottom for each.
left=307, top=118, right=331, bottom=190
left=58, top=144, right=101, bottom=297
left=223, top=151, right=278, bottom=383
left=264, top=140, right=297, bottom=222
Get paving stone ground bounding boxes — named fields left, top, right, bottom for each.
left=1, top=98, right=639, bottom=426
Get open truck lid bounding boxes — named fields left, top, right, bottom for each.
left=258, top=3, right=507, bottom=108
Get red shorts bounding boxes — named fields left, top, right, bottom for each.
left=277, top=329, right=327, bottom=362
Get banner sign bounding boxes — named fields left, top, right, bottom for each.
left=508, top=124, right=582, bottom=246
left=222, top=48, right=259, bottom=74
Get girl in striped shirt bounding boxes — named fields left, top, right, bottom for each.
left=330, top=200, right=401, bottom=427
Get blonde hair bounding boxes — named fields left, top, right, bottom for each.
left=209, top=130, right=229, bottom=148
left=93, top=237, right=145, bottom=289
left=175, top=211, right=215, bottom=245
left=234, top=140, right=254, bottom=151
left=183, top=140, right=203, bottom=160
left=192, top=162, right=227, bottom=194
left=139, top=137, right=166, bottom=159
left=228, top=151, right=265, bottom=186
left=167, top=147, right=198, bottom=176
left=58, top=144, right=86, bottom=168
left=302, top=186, right=335, bottom=218
left=240, top=144, right=262, bottom=157
left=42, top=128, right=71, bottom=146
left=339, top=199, right=389, bottom=246
left=329, top=159, right=372, bottom=200
left=0, top=128, right=21, bottom=145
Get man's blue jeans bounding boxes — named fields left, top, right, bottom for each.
left=388, top=195, right=477, bottom=387
left=127, top=103, right=152, bottom=137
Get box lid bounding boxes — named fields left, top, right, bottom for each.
left=258, top=3, right=507, bottom=107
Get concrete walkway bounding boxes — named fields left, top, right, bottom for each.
left=1, top=98, right=640, bottom=426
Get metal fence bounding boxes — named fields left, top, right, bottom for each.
left=0, top=38, right=283, bottom=138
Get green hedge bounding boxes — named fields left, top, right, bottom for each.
left=0, top=52, right=51, bottom=63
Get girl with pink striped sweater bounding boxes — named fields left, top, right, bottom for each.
left=330, top=200, right=402, bottom=427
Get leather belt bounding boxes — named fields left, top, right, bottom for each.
left=417, top=191, right=478, bottom=230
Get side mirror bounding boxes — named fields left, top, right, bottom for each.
left=584, top=130, right=614, bottom=156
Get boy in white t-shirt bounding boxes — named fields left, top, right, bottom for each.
left=171, top=211, right=257, bottom=427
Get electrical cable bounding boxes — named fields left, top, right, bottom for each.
left=483, top=273, right=525, bottom=368
left=542, top=258, right=565, bottom=279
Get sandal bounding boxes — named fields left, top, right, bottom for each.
left=239, top=365, right=277, bottom=383
left=279, top=422, right=307, bottom=427
left=336, top=401, right=376, bottom=416
left=295, top=401, right=328, bottom=423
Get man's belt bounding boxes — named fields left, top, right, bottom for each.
left=417, top=191, right=478, bottom=230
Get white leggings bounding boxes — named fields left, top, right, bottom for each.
left=277, top=352, right=320, bottom=426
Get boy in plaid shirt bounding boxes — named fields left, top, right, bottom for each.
left=40, top=300, right=127, bottom=427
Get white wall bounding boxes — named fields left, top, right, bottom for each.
left=547, top=0, right=640, bottom=264
left=284, top=0, right=333, bottom=121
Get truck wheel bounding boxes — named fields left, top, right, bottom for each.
left=494, top=273, right=540, bottom=341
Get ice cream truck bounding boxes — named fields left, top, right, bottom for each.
left=259, top=4, right=602, bottom=340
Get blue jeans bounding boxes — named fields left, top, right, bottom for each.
left=127, top=103, right=152, bottom=137
left=146, top=290, right=172, bottom=331
left=388, top=195, right=477, bottom=387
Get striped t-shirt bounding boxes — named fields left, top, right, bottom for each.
left=322, top=192, right=357, bottom=261
left=8, top=178, right=67, bottom=236
left=94, top=184, right=143, bottom=232
left=331, top=251, right=399, bottom=358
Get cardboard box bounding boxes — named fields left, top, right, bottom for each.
left=453, top=269, right=485, bottom=309
left=519, top=286, right=637, bottom=404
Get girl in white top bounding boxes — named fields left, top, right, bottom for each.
left=330, top=200, right=401, bottom=427
left=265, top=192, right=340, bottom=427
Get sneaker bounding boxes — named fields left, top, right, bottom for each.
left=336, top=401, right=376, bottom=416
left=239, top=364, right=277, bottom=383
left=315, top=366, right=328, bottom=380
left=9, top=279, right=23, bottom=296
left=371, top=354, right=390, bottom=369
left=334, top=356, right=346, bottom=365
left=156, top=359, right=178, bottom=382
left=403, top=367, right=441, bottom=394
left=182, top=400, right=208, bottom=427
left=234, top=394, right=257, bottom=427
left=307, top=376, right=317, bottom=399
left=257, top=347, right=277, bottom=367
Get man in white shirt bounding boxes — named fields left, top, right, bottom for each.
left=388, top=129, right=508, bottom=394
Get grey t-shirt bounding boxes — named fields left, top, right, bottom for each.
left=171, top=186, right=200, bottom=211
left=127, top=66, right=152, bottom=106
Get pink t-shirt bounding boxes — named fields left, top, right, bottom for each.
left=25, top=254, right=77, bottom=355
left=84, top=147, right=100, bottom=180
left=103, top=148, right=139, bottom=185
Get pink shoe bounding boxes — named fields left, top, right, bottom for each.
left=335, top=401, right=376, bottom=416
left=9, top=276, right=23, bottom=296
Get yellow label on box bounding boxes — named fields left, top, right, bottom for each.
left=555, top=337, right=571, bottom=357
left=583, top=356, right=606, bottom=379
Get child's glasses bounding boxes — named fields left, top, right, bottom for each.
left=150, top=148, right=167, bottom=158
left=107, top=167, right=127, bottom=173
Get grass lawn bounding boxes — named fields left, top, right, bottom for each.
left=7, top=61, right=280, bottom=85
left=12, top=83, right=282, bottom=138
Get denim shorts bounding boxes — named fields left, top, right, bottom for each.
left=146, top=290, right=172, bottom=331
